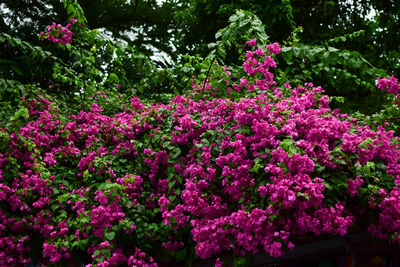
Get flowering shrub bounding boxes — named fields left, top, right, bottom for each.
left=1, top=40, right=400, bottom=266
left=39, top=19, right=77, bottom=45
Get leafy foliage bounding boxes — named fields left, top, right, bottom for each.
left=277, top=43, right=387, bottom=113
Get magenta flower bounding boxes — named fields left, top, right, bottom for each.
left=40, top=21, right=74, bottom=45
left=267, top=42, right=281, bottom=54
left=347, top=177, right=364, bottom=196
left=246, top=38, right=257, bottom=47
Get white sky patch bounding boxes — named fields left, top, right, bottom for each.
left=366, top=8, right=376, bottom=20
left=156, top=0, right=165, bottom=6
left=0, top=3, right=12, bottom=26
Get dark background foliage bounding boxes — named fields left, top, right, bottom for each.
left=1, top=0, right=399, bottom=67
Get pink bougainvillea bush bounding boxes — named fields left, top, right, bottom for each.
left=1, top=41, right=400, bottom=266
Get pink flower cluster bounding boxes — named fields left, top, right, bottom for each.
left=347, top=176, right=364, bottom=196
left=127, top=248, right=157, bottom=267
left=40, top=18, right=77, bottom=45
left=246, top=38, right=257, bottom=47
left=377, top=75, right=400, bottom=106
left=267, top=42, right=281, bottom=54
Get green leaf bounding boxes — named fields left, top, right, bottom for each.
left=169, top=180, right=176, bottom=188
left=67, top=5, right=75, bottom=16
left=174, top=187, right=181, bottom=195
left=93, top=250, right=100, bottom=258
left=201, top=138, right=210, bottom=147
left=279, top=139, right=297, bottom=156
left=358, top=187, right=368, bottom=195
left=10, top=107, right=29, bottom=121
left=293, top=46, right=301, bottom=57
left=324, top=182, right=333, bottom=190
left=104, top=231, right=115, bottom=241
left=171, top=147, right=181, bottom=159
left=316, top=165, right=326, bottom=173
left=234, top=256, right=247, bottom=267
left=229, top=14, right=239, bottom=22
left=195, top=142, right=203, bottom=149
left=239, top=18, right=251, bottom=28
left=175, top=248, right=187, bottom=262
left=366, top=161, right=375, bottom=170
left=11, top=65, right=23, bottom=76
left=252, top=163, right=263, bottom=173
left=101, top=249, right=111, bottom=258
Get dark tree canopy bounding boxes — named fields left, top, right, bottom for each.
left=1, top=0, right=399, bottom=70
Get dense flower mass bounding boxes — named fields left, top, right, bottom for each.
left=1, top=40, right=400, bottom=266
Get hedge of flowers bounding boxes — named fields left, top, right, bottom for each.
left=1, top=40, right=400, bottom=266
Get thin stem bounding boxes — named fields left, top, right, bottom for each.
left=202, top=56, right=216, bottom=91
